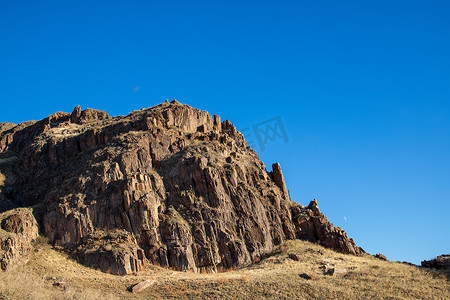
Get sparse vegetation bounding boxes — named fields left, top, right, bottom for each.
left=1, top=238, right=447, bottom=299
left=293, top=211, right=309, bottom=220
left=166, top=206, right=188, bottom=226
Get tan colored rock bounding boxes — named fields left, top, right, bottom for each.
left=0, top=208, right=39, bottom=271
left=272, top=163, right=289, bottom=199
left=214, top=114, right=221, bottom=132
left=325, top=268, right=347, bottom=276
left=0, top=122, right=16, bottom=135
left=131, top=279, right=155, bottom=293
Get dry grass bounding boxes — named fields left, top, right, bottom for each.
left=0, top=239, right=448, bottom=299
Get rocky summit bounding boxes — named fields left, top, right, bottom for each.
left=0, top=100, right=362, bottom=275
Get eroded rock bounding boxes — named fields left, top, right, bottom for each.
left=421, top=255, right=450, bottom=270
left=290, top=199, right=363, bottom=255
left=73, top=229, right=147, bottom=275
left=0, top=208, right=39, bottom=271
left=0, top=100, right=362, bottom=274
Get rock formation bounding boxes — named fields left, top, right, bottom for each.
left=421, top=255, right=450, bottom=270
left=291, top=200, right=363, bottom=256
left=0, top=208, right=39, bottom=270
left=271, top=163, right=289, bottom=200
left=0, top=100, right=362, bottom=274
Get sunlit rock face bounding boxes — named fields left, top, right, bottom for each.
left=0, top=100, right=362, bottom=274
left=0, top=208, right=39, bottom=271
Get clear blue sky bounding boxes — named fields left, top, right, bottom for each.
left=1, top=1, right=449, bottom=264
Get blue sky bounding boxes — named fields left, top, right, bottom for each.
left=1, top=1, right=449, bottom=264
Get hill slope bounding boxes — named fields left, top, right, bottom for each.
left=0, top=238, right=448, bottom=299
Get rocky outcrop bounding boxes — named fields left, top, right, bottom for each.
left=0, top=100, right=362, bottom=274
left=70, top=105, right=110, bottom=124
left=272, top=163, right=289, bottom=200
left=290, top=200, right=363, bottom=255
left=375, top=253, right=388, bottom=260
left=72, top=229, right=147, bottom=275
left=421, top=255, right=450, bottom=270
left=0, top=208, right=39, bottom=270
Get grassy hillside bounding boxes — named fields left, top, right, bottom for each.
left=1, top=238, right=448, bottom=299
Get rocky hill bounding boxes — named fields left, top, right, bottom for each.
left=0, top=100, right=362, bottom=274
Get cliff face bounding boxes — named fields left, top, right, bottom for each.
left=0, top=100, right=362, bottom=274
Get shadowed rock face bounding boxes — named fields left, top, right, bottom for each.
left=421, top=255, right=450, bottom=270
left=0, top=100, right=362, bottom=274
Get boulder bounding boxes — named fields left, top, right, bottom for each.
left=325, top=268, right=347, bottom=276
left=131, top=279, right=155, bottom=293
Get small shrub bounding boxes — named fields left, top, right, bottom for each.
left=253, top=257, right=261, bottom=264
left=344, top=273, right=356, bottom=280
left=293, top=211, right=309, bottom=220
